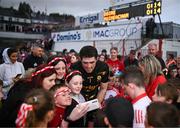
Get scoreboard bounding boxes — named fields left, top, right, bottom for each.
left=104, top=1, right=161, bottom=22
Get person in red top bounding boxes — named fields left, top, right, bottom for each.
left=49, top=84, right=89, bottom=127
left=48, top=85, right=72, bottom=127
left=138, top=55, right=166, bottom=99
left=106, top=47, right=124, bottom=74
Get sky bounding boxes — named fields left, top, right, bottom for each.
left=0, top=0, right=180, bottom=24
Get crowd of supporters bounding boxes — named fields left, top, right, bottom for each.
left=0, top=42, right=179, bottom=127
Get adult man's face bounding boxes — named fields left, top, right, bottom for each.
left=81, top=57, right=97, bottom=73
left=148, top=45, right=157, bottom=55
left=33, top=47, right=43, bottom=57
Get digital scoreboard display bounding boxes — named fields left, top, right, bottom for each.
left=104, top=1, right=161, bottom=22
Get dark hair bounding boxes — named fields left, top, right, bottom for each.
left=104, top=97, right=134, bottom=127
left=31, top=64, right=56, bottom=88
left=24, top=89, right=54, bottom=127
left=168, top=78, right=180, bottom=90
left=147, top=102, right=179, bottom=127
left=157, top=82, right=179, bottom=105
left=168, top=54, right=174, bottom=59
left=101, top=49, right=107, bottom=53
left=79, top=45, right=98, bottom=59
left=130, top=50, right=136, bottom=55
left=7, top=48, right=17, bottom=57
left=123, top=66, right=144, bottom=88
left=69, top=49, right=76, bottom=53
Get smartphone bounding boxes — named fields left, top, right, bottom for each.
left=83, top=99, right=100, bottom=112
left=15, top=74, right=22, bottom=78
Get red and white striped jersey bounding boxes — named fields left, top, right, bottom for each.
left=132, top=93, right=151, bottom=128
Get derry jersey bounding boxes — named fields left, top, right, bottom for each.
left=132, top=93, right=151, bottom=128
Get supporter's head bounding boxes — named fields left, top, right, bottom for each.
left=152, top=82, right=178, bottom=105
left=98, top=54, right=106, bottom=62
left=168, top=78, right=180, bottom=103
left=68, top=49, right=76, bottom=57
left=110, top=47, right=118, bottom=60
left=47, top=56, right=67, bottom=80
left=129, top=50, right=136, bottom=60
left=66, top=70, right=83, bottom=95
left=168, top=65, right=178, bottom=79
left=138, top=55, right=163, bottom=85
left=50, top=84, right=72, bottom=108
left=2, top=48, right=18, bottom=64
left=16, top=89, right=54, bottom=127
left=62, top=49, right=68, bottom=56
left=31, top=64, right=56, bottom=90
left=145, top=102, right=179, bottom=127
left=167, top=53, right=174, bottom=60
left=70, top=53, right=79, bottom=64
left=7, top=48, right=18, bottom=63
left=31, top=44, right=44, bottom=57
left=104, top=97, right=134, bottom=127
left=101, top=49, right=107, bottom=55
left=148, top=43, right=158, bottom=55
left=122, top=66, right=145, bottom=98
left=79, top=45, right=98, bottom=73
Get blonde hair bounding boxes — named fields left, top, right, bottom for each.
left=138, top=55, right=163, bottom=85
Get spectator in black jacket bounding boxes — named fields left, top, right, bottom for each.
left=23, top=44, right=44, bottom=70
left=124, top=50, right=138, bottom=67
left=148, top=43, right=167, bottom=75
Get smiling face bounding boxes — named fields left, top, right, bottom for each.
left=54, top=61, right=66, bottom=79
left=110, top=49, right=118, bottom=60
left=81, top=57, right=97, bottom=73
left=68, top=75, right=83, bottom=95
left=148, top=44, right=157, bottom=55
left=55, top=87, right=72, bottom=108
left=42, top=73, right=56, bottom=90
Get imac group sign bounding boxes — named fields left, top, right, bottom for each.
left=52, top=23, right=142, bottom=42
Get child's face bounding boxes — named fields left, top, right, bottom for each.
left=54, top=61, right=66, bottom=79
left=68, top=75, right=83, bottom=95
left=54, top=87, right=72, bottom=108
left=70, top=55, right=78, bottom=64
left=42, top=73, right=56, bottom=90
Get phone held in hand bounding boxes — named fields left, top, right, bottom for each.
left=15, top=74, right=22, bottom=78
left=82, top=99, right=100, bottom=112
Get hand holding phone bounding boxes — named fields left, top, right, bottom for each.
left=15, top=74, right=22, bottom=78
left=81, top=99, right=100, bottom=112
